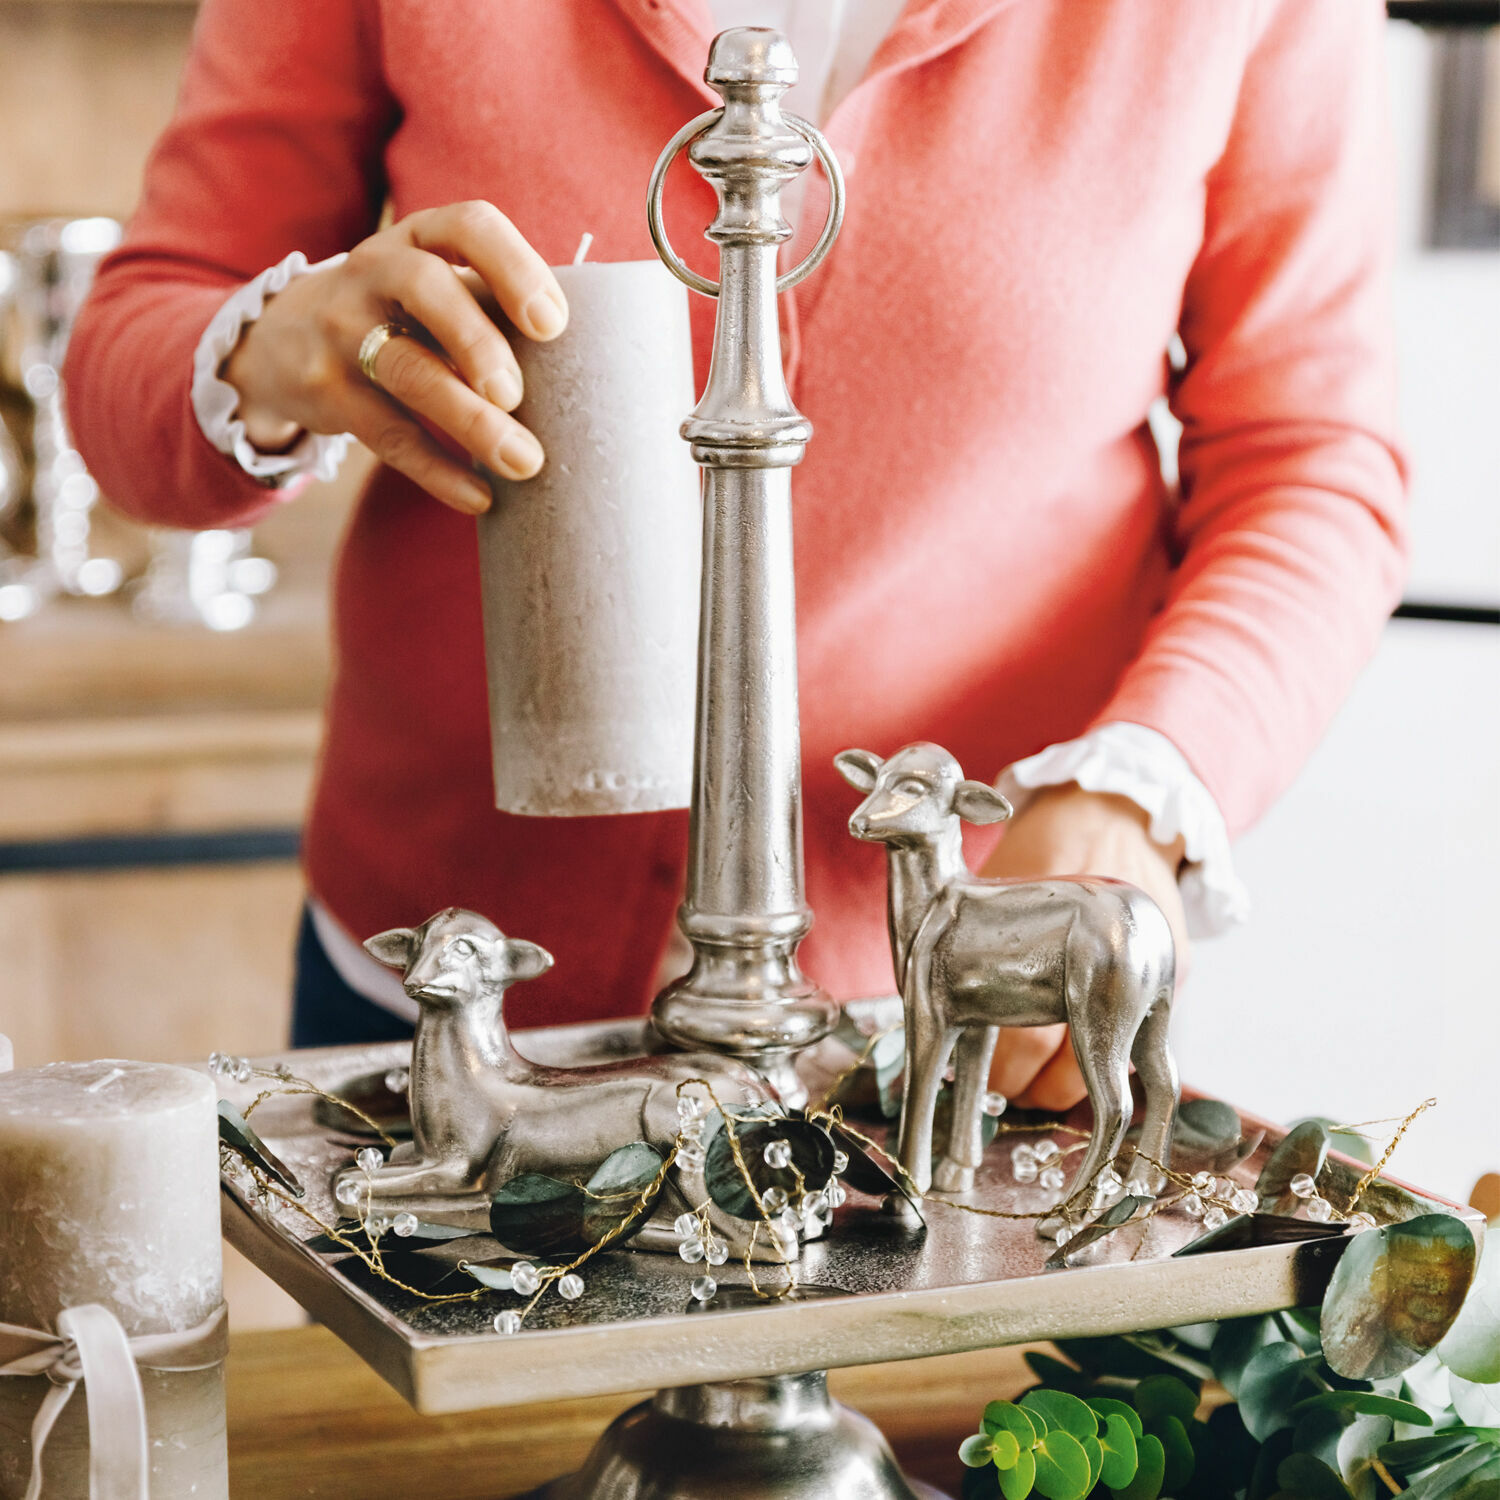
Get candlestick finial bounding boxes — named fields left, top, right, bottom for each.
left=647, top=29, right=843, bottom=1106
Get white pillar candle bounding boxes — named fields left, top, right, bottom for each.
left=0, top=1060, right=226, bottom=1499
left=0, top=1037, right=10, bottom=1073
left=476, top=258, right=701, bottom=816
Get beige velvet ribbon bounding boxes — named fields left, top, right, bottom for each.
left=0, top=1302, right=227, bottom=1500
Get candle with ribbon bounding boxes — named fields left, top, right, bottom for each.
left=0, top=1060, right=227, bottom=1500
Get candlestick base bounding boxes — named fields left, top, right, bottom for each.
left=651, top=936, right=838, bottom=1110
left=522, top=1370, right=950, bottom=1500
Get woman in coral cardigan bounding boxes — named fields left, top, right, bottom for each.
left=65, top=0, right=1406, bottom=1110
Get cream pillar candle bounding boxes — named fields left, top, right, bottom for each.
left=0, top=1060, right=226, bottom=1500
left=476, top=258, right=701, bottom=816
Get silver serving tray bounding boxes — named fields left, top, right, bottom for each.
left=218, top=1013, right=1479, bottom=1415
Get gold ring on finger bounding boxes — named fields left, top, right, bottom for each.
left=358, top=322, right=411, bottom=389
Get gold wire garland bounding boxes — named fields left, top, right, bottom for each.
left=217, top=1058, right=1438, bottom=1330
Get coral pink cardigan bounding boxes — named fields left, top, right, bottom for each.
left=66, top=0, right=1405, bottom=1029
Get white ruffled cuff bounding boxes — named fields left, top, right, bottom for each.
left=996, top=722, right=1251, bottom=940
left=191, top=250, right=354, bottom=488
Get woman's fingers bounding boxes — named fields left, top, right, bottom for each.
left=404, top=200, right=568, bottom=342
left=370, top=246, right=525, bottom=412
left=370, top=331, right=544, bottom=481
left=339, top=383, right=493, bottom=516
left=989, top=1022, right=1068, bottom=1101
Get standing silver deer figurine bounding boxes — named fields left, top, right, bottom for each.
left=835, top=744, right=1179, bottom=1238
left=330, top=908, right=799, bottom=1259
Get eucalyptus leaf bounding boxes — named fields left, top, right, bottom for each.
left=1288, top=1116, right=1376, bottom=1168
left=960, top=1432, right=998, bottom=1467
left=218, top=1100, right=304, bottom=1197
left=1080, top=1431, right=1102, bottom=1491
left=1436, top=1232, right=1500, bottom=1384
left=984, top=1399, right=1039, bottom=1449
left=303, top=1216, right=474, bottom=1254
left=1379, top=1428, right=1500, bottom=1474
left=1257, top=1121, right=1331, bottom=1214
left=703, top=1115, right=836, bottom=1220
left=1276, top=1451, right=1355, bottom=1499
left=990, top=1430, right=1022, bottom=1470
left=1086, top=1396, right=1143, bottom=1439
left=1321, top=1214, right=1478, bottom=1380
left=1148, top=1413, right=1194, bottom=1493
left=1240, top=1342, right=1313, bottom=1441
left=1045, top=1196, right=1151, bottom=1269
left=1448, top=1373, right=1500, bottom=1428
left=826, top=1121, right=923, bottom=1217
left=1398, top=1443, right=1500, bottom=1500
left=1173, top=1213, right=1346, bottom=1257
left=1293, top=1405, right=1349, bottom=1471
left=1335, top=1411, right=1392, bottom=1500
left=1134, top=1374, right=1199, bottom=1427
left=999, top=1448, right=1036, bottom=1500
left=1031, top=1427, right=1092, bottom=1500
left=1173, top=1097, right=1243, bottom=1155
left=1211, top=1315, right=1281, bottom=1398
left=1110, top=1431, right=1164, bottom=1500
left=1291, top=1391, right=1433, bottom=1425
left=489, top=1173, right=589, bottom=1257
left=874, top=1029, right=906, bottom=1119
left=1098, top=1412, right=1139, bottom=1488
left=1021, top=1388, right=1099, bottom=1443
left=581, top=1142, right=664, bottom=1246
left=459, top=1262, right=513, bottom=1291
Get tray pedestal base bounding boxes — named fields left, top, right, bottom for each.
left=523, top=1369, right=950, bottom=1500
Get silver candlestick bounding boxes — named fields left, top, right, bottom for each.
left=647, top=27, right=843, bottom=1107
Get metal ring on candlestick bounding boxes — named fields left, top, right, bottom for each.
left=646, top=108, right=845, bottom=298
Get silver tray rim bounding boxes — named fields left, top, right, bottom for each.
left=218, top=1027, right=1483, bottom=1415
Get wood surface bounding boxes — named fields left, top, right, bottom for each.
left=226, top=1323, right=1039, bottom=1499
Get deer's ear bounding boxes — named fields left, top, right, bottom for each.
left=834, top=749, right=883, bottom=793
left=953, top=780, right=1013, bottom=826
left=364, top=927, right=417, bottom=970
left=504, top=939, right=554, bottom=983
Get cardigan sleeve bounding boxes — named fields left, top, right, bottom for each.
left=63, top=0, right=394, bottom=531
left=1093, top=0, right=1408, bottom=838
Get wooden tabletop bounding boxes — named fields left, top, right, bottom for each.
left=226, top=1324, right=1039, bottom=1499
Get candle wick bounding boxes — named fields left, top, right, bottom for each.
left=572, top=233, right=594, bottom=266
left=85, top=1067, right=125, bottom=1093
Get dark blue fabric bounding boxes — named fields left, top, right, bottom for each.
left=291, top=906, right=414, bottom=1049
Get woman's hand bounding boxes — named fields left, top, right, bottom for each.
left=979, top=784, right=1189, bottom=1111
left=222, top=201, right=568, bottom=514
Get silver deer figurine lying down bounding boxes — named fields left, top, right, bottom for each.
left=835, top=743, right=1179, bottom=1238
left=330, top=908, right=797, bottom=1259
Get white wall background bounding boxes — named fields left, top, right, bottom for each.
left=1175, top=22, right=1500, bottom=1205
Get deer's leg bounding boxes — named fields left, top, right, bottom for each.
left=933, top=1025, right=998, bottom=1194
left=1038, top=993, right=1132, bottom=1241
left=1125, top=991, right=1179, bottom=1196
left=895, top=1007, right=957, bottom=1201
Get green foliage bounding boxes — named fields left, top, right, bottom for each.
left=958, top=1261, right=1500, bottom=1498
left=702, top=1112, right=835, bottom=1219
left=489, top=1142, right=664, bottom=1256
left=1320, top=1214, right=1477, bottom=1380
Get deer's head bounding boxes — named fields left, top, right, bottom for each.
left=835, top=743, right=1012, bottom=846
left=363, top=908, right=553, bottom=1009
